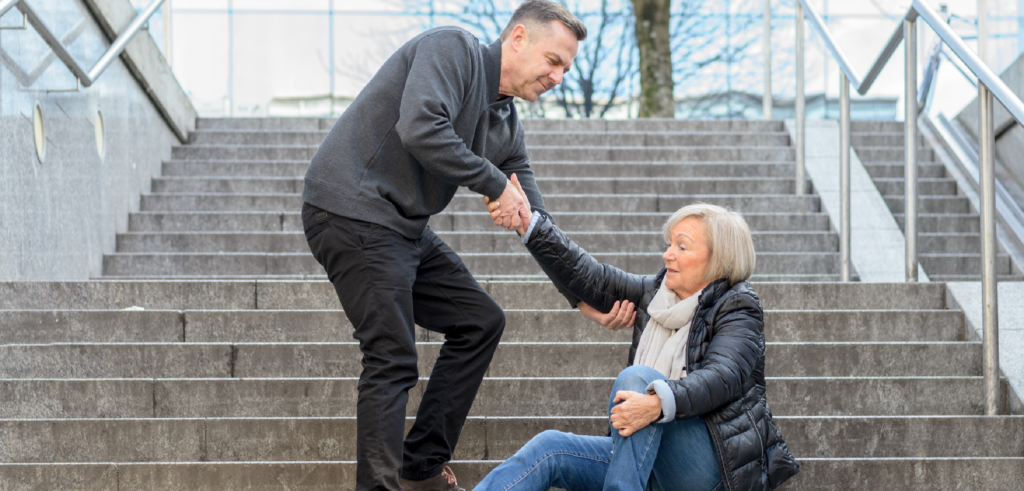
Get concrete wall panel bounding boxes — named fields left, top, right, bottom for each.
left=0, top=0, right=176, bottom=280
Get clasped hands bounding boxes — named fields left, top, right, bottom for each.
left=483, top=173, right=533, bottom=236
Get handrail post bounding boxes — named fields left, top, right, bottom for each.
left=840, top=73, right=851, bottom=282
left=905, top=18, right=919, bottom=282
left=763, top=0, right=772, bottom=119
left=979, top=82, right=1000, bottom=415
left=795, top=1, right=805, bottom=195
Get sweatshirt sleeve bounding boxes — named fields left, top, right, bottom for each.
left=394, top=32, right=509, bottom=201
left=498, top=121, right=550, bottom=220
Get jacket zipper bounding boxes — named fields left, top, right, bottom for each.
left=707, top=423, right=735, bottom=491
left=746, top=409, right=766, bottom=473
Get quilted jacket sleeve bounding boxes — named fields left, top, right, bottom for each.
left=523, top=213, right=653, bottom=313
left=668, top=291, right=764, bottom=418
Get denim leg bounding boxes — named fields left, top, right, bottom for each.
left=475, top=430, right=612, bottom=491
left=648, top=417, right=723, bottom=491
left=605, top=365, right=670, bottom=491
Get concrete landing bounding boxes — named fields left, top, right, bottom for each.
left=947, top=281, right=1024, bottom=406
left=785, top=119, right=927, bottom=282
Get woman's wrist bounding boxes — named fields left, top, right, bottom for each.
left=646, top=380, right=677, bottom=423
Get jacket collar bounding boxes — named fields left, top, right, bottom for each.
left=697, top=278, right=732, bottom=313
left=482, top=38, right=507, bottom=105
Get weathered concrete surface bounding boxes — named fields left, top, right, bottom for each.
left=0, top=0, right=188, bottom=281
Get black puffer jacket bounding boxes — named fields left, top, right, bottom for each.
left=524, top=214, right=799, bottom=491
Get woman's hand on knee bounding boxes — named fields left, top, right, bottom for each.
left=610, top=390, right=662, bottom=437
left=577, top=300, right=636, bottom=331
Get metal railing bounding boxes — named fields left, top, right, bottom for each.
left=766, top=0, right=1009, bottom=415
left=0, top=0, right=165, bottom=89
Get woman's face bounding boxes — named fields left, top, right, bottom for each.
left=663, top=217, right=711, bottom=299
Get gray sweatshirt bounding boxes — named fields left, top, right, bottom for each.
left=302, top=27, right=547, bottom=239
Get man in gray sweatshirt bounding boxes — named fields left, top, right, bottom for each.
left=300, top=1, right=586, bottom=490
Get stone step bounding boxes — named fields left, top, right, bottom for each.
left=152, top=177, right=304, bottom=194
left=895, top=213, right=980, bottom=233
left=129, top=211, right=302, bottom=232
left=871, top=178, right=958, bottom=197
left=787, top=458, right=1024, bottom=490
left=851, top=121, right=906, bottom=133
left=115, top=231, right=838, bottom=254
left=160, top=160, right=802, bottom=179
left=927, top=273, right=1024, bottom=281
left=862, top=162, right=947, bottom=179
left=3, top=458, right=1022, bottom=490
left=850, top=132, right=926, bottom=147
left=171, top=145, right=318, bottom=161
left=0, top=341, right=977, bottom=379
left=526, top=146, right=795, bottom=162
left=0, top=376, right=996, bottom=418
left=522, top=131, right=792, bottom=147
left=918, top=233, right=986, bottom=254
left=187, top=130, right=793, bottom=147
left=883, top=195, right=970, bottom=214
left=139, top=193, right=822, bottom=214
left=101, top=251, right=843, bottom=277
left=1, top=415, right=1019, bottom=465
left=0, top=308, right=962, bottom=345
left=196, top=117, right=333, bottom=130
left=190, top=130, right=330, bottom=145
left=168, top=145, right=798, bottom=163
left=520, top=119, right=786, bottom=132
left=434, top=211, right=832, bottom=233
left=0, top=281, right=950, bottom=311
left=127, top=211, right=831, bottom=233
left=919, top=253, right=1014, bottom=275
left=162, top=160, right=310, bottom=177
left=855, top=147, right=936, bottom=162
left=150, top=176, right=806, bottom=196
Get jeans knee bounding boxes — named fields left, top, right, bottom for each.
left=614, top=365, right=664, bottom=393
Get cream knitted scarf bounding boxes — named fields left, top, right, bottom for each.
left=633, top=283, right=700, bottom=380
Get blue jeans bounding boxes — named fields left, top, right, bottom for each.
left=476, top=365, right=723, bottom=491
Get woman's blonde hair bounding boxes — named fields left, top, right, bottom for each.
left=662, top=203, right=756, bottom=284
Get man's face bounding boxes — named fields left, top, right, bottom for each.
left=509, top=21, right=579, bottom=102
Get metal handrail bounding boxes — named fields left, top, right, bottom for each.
left=0, top=0, right=165, bottom=88
left=782, top=0, right=1007, bottom=415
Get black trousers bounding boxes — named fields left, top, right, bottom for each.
left=303, top=204, right=505, bottom=491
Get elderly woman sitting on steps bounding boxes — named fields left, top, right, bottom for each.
left=477, top=176, right=799, bottom=491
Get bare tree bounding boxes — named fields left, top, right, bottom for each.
left=631, top=0, right=673, bottom=117
left=670, top=0, right=761, bottom=118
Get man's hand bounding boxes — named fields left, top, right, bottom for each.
left=578, top=300, right=636, bottom=331
left=610, top=390, right=662, bottom=437
left=483, top=173, right=532, bottom=235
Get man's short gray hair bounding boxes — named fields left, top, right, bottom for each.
left=500, top=0, right=588, bottom=42
left=662, top=203, right=756, bottom=285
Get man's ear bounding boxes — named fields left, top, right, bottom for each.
left=510, top=23, right=528, bottom=51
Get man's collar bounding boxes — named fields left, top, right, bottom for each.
left=483, top=37, right=503, bottom=103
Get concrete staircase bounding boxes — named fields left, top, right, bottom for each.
left=0, top=118, right=1021, bottom=489
left=853, top=120, right=1024, bottom=281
